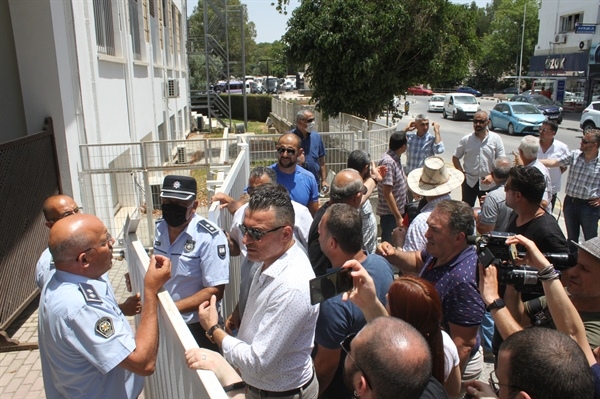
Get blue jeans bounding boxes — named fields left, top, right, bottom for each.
left=563, top=196, right=599, bottom=249
left=380, top=214, right=397, bottom=244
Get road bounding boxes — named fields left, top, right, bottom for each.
left=377, top=95, right=585, bottom=197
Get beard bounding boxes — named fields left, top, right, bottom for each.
left=278, top=156, right=296, bottom=168
left=343, top=359, right=360, bottom=396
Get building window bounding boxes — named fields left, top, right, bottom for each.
left=93, top=0, right=115, bottom=56
left=149, top=0, right=155, bottom=17
left=129, top=0, right=142, bottom=60
left=560, top=13, right=582, bottom=33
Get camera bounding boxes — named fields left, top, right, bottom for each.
left=468, top=232, right=572, bottom=295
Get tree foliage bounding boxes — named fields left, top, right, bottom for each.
left=283, top=0, right=478, bottom=120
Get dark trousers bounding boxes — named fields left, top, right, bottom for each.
left=461, top=180, right=489, bottom=207
left=187, top=322, right=220, bottom=352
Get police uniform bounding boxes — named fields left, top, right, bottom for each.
left=154, top=213, right=229, bottom=346
left=38, top=270, right=143, bottom=399
left=35, top=247, right=55, bottom=289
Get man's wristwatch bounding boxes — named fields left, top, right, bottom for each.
left=486, top=298, right=505, bottom=312
left=205, top=324, right=223, bottom=344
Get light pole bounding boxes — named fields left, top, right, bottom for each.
left=518, top=3, right=526, bottom=94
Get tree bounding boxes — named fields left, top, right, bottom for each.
left=471, top=0, right=540, bottom=91
left=187, top=0, right=256, bottom=84
left=284, top=0, right=479, bottom=120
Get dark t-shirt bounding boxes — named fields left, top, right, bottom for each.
left=315, top=254, right=394, bottom=399
left=308, top=202, right=331, bottom=276
left=419, top=376, right=450, bottom=399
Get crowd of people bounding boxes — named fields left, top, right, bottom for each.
left=34, top=109, right=599, bottom=398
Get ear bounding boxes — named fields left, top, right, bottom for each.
left=281, top=225, right=294, bottom=242
left=514, top=392, right=532, bottom=399
left=45, top=221, right=54, bottom=228
left=355, top=373, right=370, bottom=397
left=76, top=251, right=90, bottom=269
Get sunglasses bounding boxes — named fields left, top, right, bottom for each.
left=306, top=118, right=315, bottom=123
left=340, top=333, right=372, bottom=388
left=581, top=139, right=593, bottom=144
left=239, top=224, right=285, bottom=241
left=277, top=147, right=296, bottom=155
left=473, top=119, right=488, bottom=124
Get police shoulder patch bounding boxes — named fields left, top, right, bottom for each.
left=198, top=219, right=218, bottom=235
left=95, top=317, right=115, bottom=338
left=79, top=283, right=103, bottom=304
left=217, top=244, right=227, bottom=260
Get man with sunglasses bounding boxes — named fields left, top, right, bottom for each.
left=198, top=185, right=319, bottom=398
left=154, top=175, right=229, bottom=350
left=342, top=317, right=448, bottom=399
left=293, top=109, right=328, bottom=193
left=452, top=110, right=506, bottom=207
left=271, top=133, right=320, bottom=215
left=313, top=204, right=394, bottom=398
left=540, top=129, right=600, bottom=250
left=38, top=214, right=172, bottom=398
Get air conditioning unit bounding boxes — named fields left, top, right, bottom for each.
left=176, top=146, right=187, bottom=164
left=554, top=33, right=567, bottom=44
left=579, top=40, right=591, bottom=51
left=166, top=79, right=180, bottom=98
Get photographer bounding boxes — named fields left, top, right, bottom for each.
left=467, top=234, right=598, bottom=399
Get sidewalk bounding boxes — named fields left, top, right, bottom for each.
left=0, top=258, right=133, bottom=399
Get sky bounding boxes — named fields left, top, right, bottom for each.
left=187, top=0, right=492, bottom=44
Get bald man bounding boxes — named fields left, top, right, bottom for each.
left=308, top=168, right=370, bottom=275
left=38, top=214, right=171, bottom=398
left=35, top=195, right=83, bottom=288
left=270, top=133, right=320, bottom=215
left=343, top=317, right=447, bottom=399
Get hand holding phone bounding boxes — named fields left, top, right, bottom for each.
left=309, top=267, right=354, bottom=305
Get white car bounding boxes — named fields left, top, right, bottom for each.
left=428, top=95, right=445, bottom=112
left=580, top=101, right=600, bottom=133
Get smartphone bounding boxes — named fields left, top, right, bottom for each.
left=478, top=247, right=496, bottom=268
left=309, top=267, right=354, bottom=305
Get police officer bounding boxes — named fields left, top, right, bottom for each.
left=154, top=175, right=229, bottom=350
left=39, top=214, right=171, bottom=398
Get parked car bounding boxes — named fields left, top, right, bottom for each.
left=456, top=86, right=482, bottom=97
left=510, top=94, right=563, bottom=123
left=281, top=81, right=294, bottom=92
left=428, top=95, right=445, bottom=112
left=580, top=101, right=600, bottom=133
left=501, top=87, right=520, bottom=95
left=443, top=93, right=480, bottom=120
left=489, top=102, right=546, bottom=135
left=407, top=85, right=433, bottom=96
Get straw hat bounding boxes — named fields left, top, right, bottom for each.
left=407, top=156, right=464, bottom=196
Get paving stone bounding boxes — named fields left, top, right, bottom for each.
left=4, top=376, right=24, bottom=394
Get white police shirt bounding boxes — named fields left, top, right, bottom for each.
left=38, top=270, right=143, bottom=399
left=154, top=213, right=230, bottom=323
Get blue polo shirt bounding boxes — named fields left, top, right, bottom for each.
left=292, top=128, right=326, bottom=184
left=269, top=163, right=319, bottom=207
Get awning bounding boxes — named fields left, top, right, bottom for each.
left=528, top=52, right=588, bottom=76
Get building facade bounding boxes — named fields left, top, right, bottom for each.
left=1, top=0, right=189, bottom=213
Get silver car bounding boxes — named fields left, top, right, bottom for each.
left=428, top=95, right=445, bottom=112
left=580, top=101, right=600, bottom=133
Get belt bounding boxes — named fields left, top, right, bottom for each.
left=566, top=195, right=590, bottom=204
left=248, top=373, right=314, bottom=397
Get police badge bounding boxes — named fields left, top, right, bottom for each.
left=184, top=239, right=196, bottom=253
left=95, top=317, right=115, bottom=338
left=218, top=244, right=226, bottom=260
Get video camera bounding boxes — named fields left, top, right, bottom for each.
left=467, top=231, right=571, bottom=295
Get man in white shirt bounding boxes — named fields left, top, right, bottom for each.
left=537, top=120, right=569, bottom=209
left=198, top=185, right=319, bottom=398
left=516, top=135, right=553, bottom=213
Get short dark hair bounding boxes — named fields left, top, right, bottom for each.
left=434, top=200, right=474, bottom=237
left=247, top=183, right=295, bottom=227
left=249, top=166, right=276, bottom=182
left=508, top=166, right=545, bottom=204
left=347, top=150, right=370, bottom=172
left=389, top=131, right=407, bottom=151
left=542, top=119, right=558, bottom=132
left=501, top=328, right=594, bottom=399
left=324, top=204, right=363, bottom=253
left=356, top=317, right=432, bottom=399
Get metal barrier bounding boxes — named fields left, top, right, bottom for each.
left=0, top=118, right=59, bottom=334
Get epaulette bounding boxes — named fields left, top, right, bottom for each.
left=79, top=283, right=103, bottom=304
left=198, top=219, right=219, bottom=235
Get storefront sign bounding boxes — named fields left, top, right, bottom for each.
left=575, top=25, right=596, bottom=34
left=545, top=57, right=566, bottom=70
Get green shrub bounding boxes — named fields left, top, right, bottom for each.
left=221, top=94, right=272, bottom=121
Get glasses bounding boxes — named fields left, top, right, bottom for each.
left=581, top=138, right=593, bottom=144
left=76, top=232, right=114, bottom=261
left=539, top=127, right=552, bottom=133
left=473, top=119, right=488, bottom=124
left=277, top=147, right=296, bottom=155
left=341, top=333, right=372, bottom=388
left=239, top=224, right=285, bottom=241
left=48, top=206, right=83, bottom=223
left=306, top=118, right=315, bottom=123
left=504, top=184, right=518, bottom=193
left=489, top=370, right=518, bottom=396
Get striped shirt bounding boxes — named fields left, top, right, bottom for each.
left=405, top=131, right=445, bottom=173
left=377, top=149, right=407, bottom=217
left=558, top=150, right=600, bottom=200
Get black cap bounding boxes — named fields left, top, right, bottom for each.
left=160, top=175, right=197, bottom=201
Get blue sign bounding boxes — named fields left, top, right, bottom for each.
left=575, top=25, right=596, bottom=34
